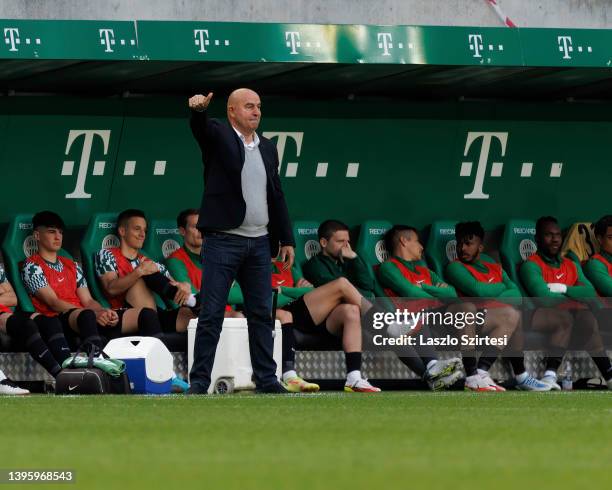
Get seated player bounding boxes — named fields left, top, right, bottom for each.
left=584, top=215, right=612, bottom=300
left=95, top=209, right=196, bottom=336
left=304, top=221, right=462, bottom=391
left=520, top=216, right=612, bottom=390
left=166, top=208, right=244, bottom=318
left=303, top=219, right=376, bottom=299
left=1, top=262, right=70, bottom=378
left=22, top=211, right=110, bottom=352
left=446, top=221, right=551, bottom=391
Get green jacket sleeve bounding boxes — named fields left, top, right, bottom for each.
left=377, top=261, right=436, bottom=298
left=445, top=261, right=507, bottom=297
left=566, top=263, right=597, bottom=300
left=165, top=257, right=195, bottom=293
left=302, top=256, right=338, bottom=287
left=422, top=269, right=458, bottom=298
left=584, top=259, right=612, bottom=297
left=498, top=271, right=522, bottom=298
left=345, top=256, right=375, bottom=295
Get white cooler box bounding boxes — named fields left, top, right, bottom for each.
left=104, top=337, right=174, bottom=394
left=187, top=318, right=282, bottom=394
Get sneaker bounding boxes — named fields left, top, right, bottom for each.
left=429, top=370, right=463, bottom=391
left=465, top=374, right=498, bottom=392
left=0, top=378, right=30, bottom=396
left=479, top=372, right=506, bottom=392
left=424, top=358, right=462, bottom=385
left=516, top=374, right=552, bottom=391
left=344, top=378, right=381, bottom=393
left=171, top=376, right=190, bottom=394
left=540, top=373, right=561, bottom=391
left=283, top=376, right=320, bottom=393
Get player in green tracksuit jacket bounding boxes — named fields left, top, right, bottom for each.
left=584, top=215, right=612, bottom=298
left=302, top=221, right=375, bottom=299
left=445, top=221, right=550, bottom=392
left=520, top=216, right=612, bottom=390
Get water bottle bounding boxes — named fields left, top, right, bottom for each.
left=562, top=361, right=573, bottom=391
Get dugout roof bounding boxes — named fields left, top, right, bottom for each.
left=0, top=20, right=612, bottom=99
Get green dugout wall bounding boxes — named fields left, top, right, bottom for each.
left=1, top=20, right=612, bottom=232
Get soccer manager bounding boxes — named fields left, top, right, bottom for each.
left=187, top=89, right=295, bottom=394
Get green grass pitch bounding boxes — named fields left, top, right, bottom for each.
left=0, top=391, right=610, bottom=490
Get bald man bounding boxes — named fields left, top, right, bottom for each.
left=187, top=89, right=295, bottom=394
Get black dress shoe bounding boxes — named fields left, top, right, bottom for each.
left=186, top=385, right=208, bottom=395
left=255, top=382, right=290, bottom=394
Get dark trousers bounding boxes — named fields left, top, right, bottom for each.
left=189, top=232, right=277, bottom=390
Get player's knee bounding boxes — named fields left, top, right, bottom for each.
left=276, top=309, right=292, bottom=324
left=336, top=277, right=351, bottom=292
left=78, top=309, right=96, bottom=325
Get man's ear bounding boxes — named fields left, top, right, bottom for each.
left=478, top=243, right=485, bottom=254
left=117, top=225, right=125, bottom=238
left=178, top=227, right=186, bottom=238
left=33, top=229, right=40, bottom=241
left=320, top=238, right=328, bottom=248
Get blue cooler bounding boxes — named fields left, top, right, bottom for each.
left=103, top=337, right=173, bottom=394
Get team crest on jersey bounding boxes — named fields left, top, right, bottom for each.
left=446, top=239, right=457, bottom=262
left=375, top=240, right=389, bottom=263
left=23, top=235, right=38, bottom=257
left=162, top=239, right=180, bottom=258
left=304, top=240, right=321, bottom=259
left=101, top=234, right=120, bottom=250
left=519, top=239, right=537, bottom=260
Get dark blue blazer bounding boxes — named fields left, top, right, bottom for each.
left=190, top=110, right=295, bottom=256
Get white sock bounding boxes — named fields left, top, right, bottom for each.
left=477, top=368, right=489, bottom=376
left=282, top=370, right=298, bottom=382
left=0, top=370, right=6, bottom=382
left=426, top=360, right=437, bottom=370
left=185, top=294, right=197, bottom=307
left=515, top=372, right=528, bottom=383
left=346, top=370, right=362, bottom=385
left=544, top=370, right=557, bottom=379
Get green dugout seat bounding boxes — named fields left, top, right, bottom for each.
left=81, top=213, right=166, bottom=309
left=142, top=220, right=183, bottom=263
left=499, top=219, right=537, bottom=299
left=1, top=214, right=72, bottom=313
left=292, top=221, right=321, bottom=277
left=424, top=220, right=458, bottom=281
left=355, top=220, right=393, bottom=305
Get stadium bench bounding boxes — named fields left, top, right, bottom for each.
left=499, top=219, right=537, bottom=300
left=142, top=219, right=182, bottom=263
left=424, top=220, right=458, bottom=281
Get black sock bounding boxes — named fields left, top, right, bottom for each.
left=76, top=310, right=104, bottom=350
left=281, top=323, right=296, bottom=374
left=462, top=353, right=478, bottom=376
left=137, top=308, right=164, bottom=338
left=142, top=272, right=177, bottom=300
left=345, top=351, right=362, bottom=374
left=509, top=356, right=526, bottom=376
left=397, top=353, right=427, bottom=377
left=414, top=328, right=438, bottom=367
left=33, top=315, right=72, bottom=364
left=591, top=353, right=612, bottom=381
left=477, top=355, right=498, bottom=372
left=545, top=356, right=563, bottom=372
left=6, top=315, right=62, bottom=377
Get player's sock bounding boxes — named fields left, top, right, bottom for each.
left=462, top=353, right=478, bottom=376
left=143, top=272, right=175, bottom=298
left=591, top=353, right=612, bottom=381
left=509, top=356, right=526, bottom=376
left=397, top=350, right=427, bottom=377
left=137, top=307, right=164, bottom=339
left=76, top=310, right=104, bottom=351
left=282, top=370, right=298, bottom=382
left=346, top=369, right=362, bottom=385
left=345, top=351, right=362, bottom=375
left=6, top=315, right=62, bottom=376
left=33, top=315, right=72, bottom=364
left=477, top=347, right=499, bottom=371
left=281, top=323, right=296, bottom=374
left=545, top=356, right=562, bottom=372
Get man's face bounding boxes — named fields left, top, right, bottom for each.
left=35, top=226, right=63, bottom=252
left=321, top=230, right=350, bottom=259
left=538, top=222, right=563, bottom=256
left=119, top=217, right=147, bottom=250
left=598, top=226, right=612, bottom=255
left=181, top=214, right=203, bottom=251
left=400, top=230, right=423, bottom=261
left=229, top=92, right=261, bottom=132
left=459, top=235, right=482, bottom=264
